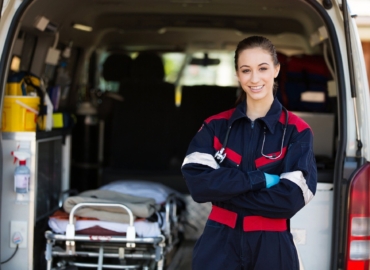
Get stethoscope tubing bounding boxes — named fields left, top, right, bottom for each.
left=214, top=107, right=288, bottom=164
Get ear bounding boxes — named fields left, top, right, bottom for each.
left=274, top=64, right=280, bottom=78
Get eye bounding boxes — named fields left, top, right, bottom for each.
left=260, top=67, right=268, bottom=71
left=242, top=69, right=250, bottom=73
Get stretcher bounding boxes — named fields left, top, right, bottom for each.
left=45, top=191, right=183, bottom=270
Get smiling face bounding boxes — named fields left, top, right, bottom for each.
left=236, top=47, right=280, bottom=104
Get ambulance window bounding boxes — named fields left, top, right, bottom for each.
left=162, top=53, right=186, bottom=83
left=182, top=52, right=238, bottom=87
left=163, top=51, right=238, bottom=87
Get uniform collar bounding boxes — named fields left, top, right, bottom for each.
left=229, top=98, right=283, bottom=134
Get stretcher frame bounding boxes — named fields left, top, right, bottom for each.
left=45, top=194, right=181, bottom=270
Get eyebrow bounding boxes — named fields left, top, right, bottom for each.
left=239, top=63, right=270, bottom=69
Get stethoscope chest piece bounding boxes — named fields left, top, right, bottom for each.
left=214, top=125, right=232, bottom=164
left=214, top=148, right=226, bottom=164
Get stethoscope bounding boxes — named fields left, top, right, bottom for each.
left=214, top=107, right=289, bottom=164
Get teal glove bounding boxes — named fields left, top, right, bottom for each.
left=264, top=173, right=280, bottom=188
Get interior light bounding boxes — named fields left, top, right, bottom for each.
left=158, top=28, right=167, bottom=34
left=10, top=55, right=21, bottom=72
left=72, top=23, right=93, bottom=32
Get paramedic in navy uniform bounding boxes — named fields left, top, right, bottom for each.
left=181, top=36, right=317, bottom=270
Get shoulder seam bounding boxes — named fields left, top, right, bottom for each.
left=205, top=108, right=235, bottom=124
left=287, top=112, right=311, bottom=133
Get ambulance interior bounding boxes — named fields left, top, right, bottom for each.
left=1, top=0, right=338, bottom=269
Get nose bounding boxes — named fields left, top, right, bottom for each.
left=250, top=71, right=259, bottom=83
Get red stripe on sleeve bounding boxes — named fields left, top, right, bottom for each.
left=213, top=136, right=242, bottom=165
left=213, top=135, right=223, bottom=150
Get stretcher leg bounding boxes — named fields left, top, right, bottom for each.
left=157, top=259, right=164, bottom=270
left=156, top=243, right=165, bottom=270
left=44, top=197, right=184, bottom=270
left=45, top=239, right=53, bottom=270
left=98, top=245, right=104, bottom=270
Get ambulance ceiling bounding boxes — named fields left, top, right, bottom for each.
left=20, top=0, right=323, bottom=51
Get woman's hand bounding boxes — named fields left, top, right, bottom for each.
left=264, top=173, right=280, bottom=188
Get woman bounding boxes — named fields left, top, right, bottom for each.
left=181, top=36, right=317, bottom=270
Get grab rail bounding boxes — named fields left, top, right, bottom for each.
left=65, top=202, right=136, bottom=249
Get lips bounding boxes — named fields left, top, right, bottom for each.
left=250, top=85, right=264, bottom=91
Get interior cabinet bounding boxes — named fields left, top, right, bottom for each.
left=0, top=131, right=70, bottom=270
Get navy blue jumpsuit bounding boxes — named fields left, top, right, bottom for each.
left=181, top=98, right=317, bottom=270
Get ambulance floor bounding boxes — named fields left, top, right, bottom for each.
left=167, top=240, right=195, bottom=270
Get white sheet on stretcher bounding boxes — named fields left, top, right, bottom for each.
left=48, top=218, right=161, bottom=237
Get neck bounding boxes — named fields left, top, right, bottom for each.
left=246, top=95, right=274, bottom=121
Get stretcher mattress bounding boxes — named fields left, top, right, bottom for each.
left=63, top=189, right=159, bottom=223
left=48, top=210, right=161, bottom=237
left=99, top=180, right=183, bottom=204
left=50, top=181, right=182, bottom=237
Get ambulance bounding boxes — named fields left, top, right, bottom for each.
left=0, top=0, right=369, bottom=269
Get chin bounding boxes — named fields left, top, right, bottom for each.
left=247, top=92, right=268, bottom=101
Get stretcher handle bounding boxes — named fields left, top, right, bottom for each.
left=68, top=202, right=135, bottom=227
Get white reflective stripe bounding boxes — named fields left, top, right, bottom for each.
left=182, top=152, right=220, bottom=170
left=280, top=171, right=314, bottom=204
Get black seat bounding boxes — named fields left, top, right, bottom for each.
left=99, top=53, right=133, bottom=167
left=102, top=53, right=132, bottom=83
left=110, top=52, right=177, bottom=171
left=175, top=85, right=238, bottom=161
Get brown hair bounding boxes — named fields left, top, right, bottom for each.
left=234, top=36, right=280, bottom=104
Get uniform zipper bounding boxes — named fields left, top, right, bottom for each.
left=244, top=120, right=256, bottom=171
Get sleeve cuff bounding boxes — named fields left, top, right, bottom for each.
left=248, top=170, right=266, bottom=190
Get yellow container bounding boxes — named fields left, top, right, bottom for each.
left=6, top=82, right=23, bottom=96
left=2, top=96, right=40, bottom=132
left=6, top=75, right=40, bottom=96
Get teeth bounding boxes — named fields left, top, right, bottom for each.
left=250, top=86, right=263, bottom=90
